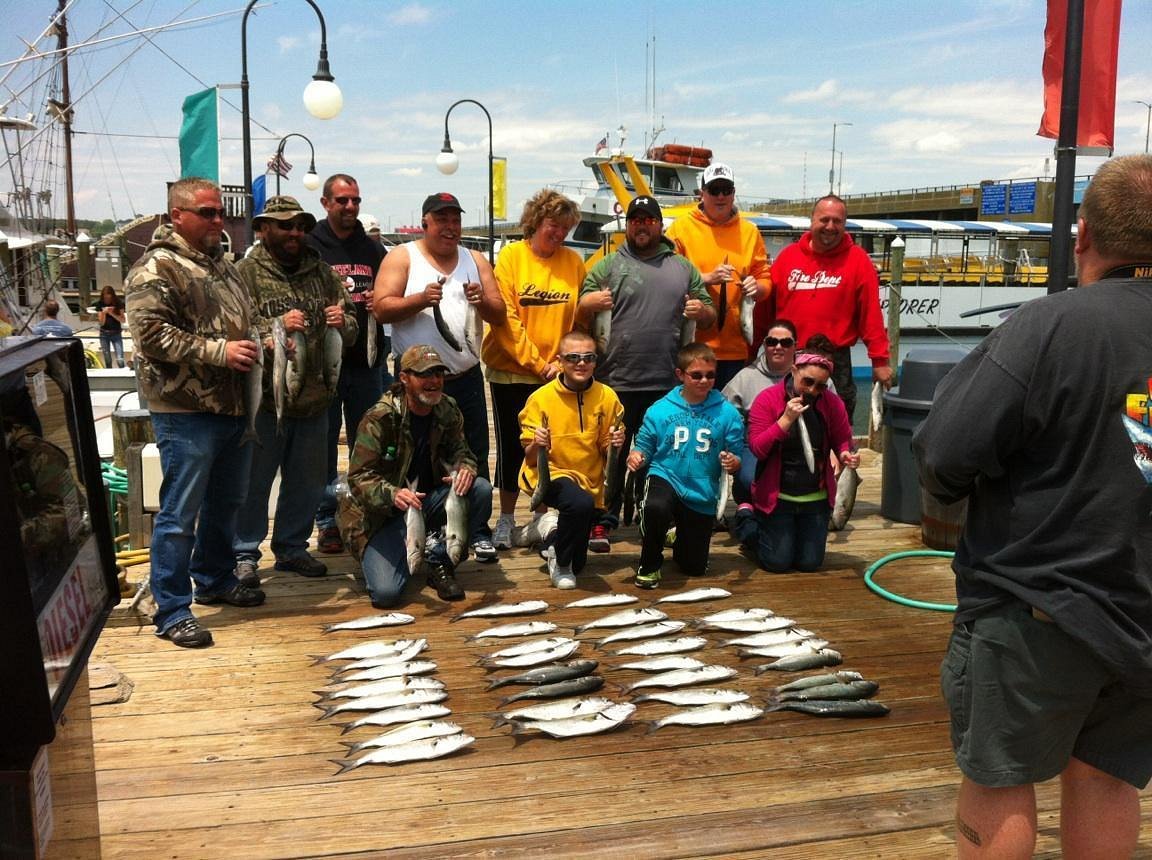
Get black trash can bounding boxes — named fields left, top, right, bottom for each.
left=880, top=347, right=967, bottom=524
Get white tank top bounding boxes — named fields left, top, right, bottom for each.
left=391, top=241, right=481, bottom=374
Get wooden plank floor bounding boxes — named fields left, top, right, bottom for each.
left=89, top=448, right=1152, bottom=859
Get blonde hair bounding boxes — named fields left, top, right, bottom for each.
left=520, top=189, right=580, bottom=239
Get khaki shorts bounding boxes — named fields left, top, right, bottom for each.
left=941, top=603, right=1152, bottom=789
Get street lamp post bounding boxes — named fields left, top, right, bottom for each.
left=829, top=121, right=852, bottom=194
left=1136, top=100, right=1152, bottom=154
left=273, top=132, right=321, bottom=196
left=240, top=0, right=342, bottom=246
left=435, top=98, right=494, bottom=266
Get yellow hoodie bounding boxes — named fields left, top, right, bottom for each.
left=666, top=207, right=772, bottom=360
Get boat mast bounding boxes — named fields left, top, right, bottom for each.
left=54, top=0, right=77, bottom=239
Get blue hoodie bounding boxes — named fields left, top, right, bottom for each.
left=633, top=387, right=746, bottom=515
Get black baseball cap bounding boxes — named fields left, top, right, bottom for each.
left=626, top=196, right=662, bottom=220
left=422, top=192, right=465, bottom=215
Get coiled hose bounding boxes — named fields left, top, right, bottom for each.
left=863, top=550, right=957, bottom=612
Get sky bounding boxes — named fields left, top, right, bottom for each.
left=1, top=0, right=1150, bottom=231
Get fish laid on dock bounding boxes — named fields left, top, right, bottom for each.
left=632, top=688, right=750, bottom=706
left=493, top=697, right=617, bottom=727
left=773, top=670, right=865, bottom=693
left=722, top=628, right=817, bottom=649
left=508, top=703, right=635, bottom=738
left=754, top=649, right=843, bottom=674
left=340, top=660, right=439, bottom=683
left=613, top=636, right=708, bottom=656
left=645, top=701, right=764, bottom=733
left=773, top=679, right=880, bottom=703
left=527, top=413, right=551, bottom=511
left=315, top=688, right=447, bottom=720
left=339, top=703, right=453, bottom=734
left=480, top=636, right=574, bottom=661
left=596, top=620, right=686, bottom=647
left=770, top=699, right=890, bottom=718
left=322, top=613, right=415, bottom=634
left=654, top=587, right=732, bottom=604
left=465, top=620, right=558, bottom=641
left=311, top=639, right=420, bottom=665
left=698, top=607, right=774, bottom=624
left=574, top=607, right=668, bottom=634
left=563, top=593, right=639, bottom=610
left=622, top=665, right=739, bottom=694
left=340, top=719, right=464, bottom=756
left=451, top=600, right=550, bottom=623
left=331, top=732, right=474, bottom=773
left=616, top=656, right=706, bottom=673
left=479, top=640, right=580, bottom=669
left=331, top=640, right=429, bottom=673
left=497, top=675, right=605, bottom=707
left=829, top=465, right=860, bottom=531
left=737, top=640, right=830, bottom=660
left=697, top=616, right=796, bottom=634
left=485, top=659, right=600, bottom=691
left=318, top=677, right=445, bottom=701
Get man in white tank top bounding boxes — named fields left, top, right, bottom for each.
left=374, top=193, right=506, bottom=553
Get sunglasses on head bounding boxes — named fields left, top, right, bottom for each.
left=764, top=336, right=795, bottom=348
left=684, top=370, right=716, bottom=381
left=705, top=184, right=735, bottom=196
left=333, top=196, right=361, bottom=205
left=178, top=206, right=225, bottom=221
left=560, top=352, right=597, bottom=364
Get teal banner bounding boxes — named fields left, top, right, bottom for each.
left=179, top=88, right=218, bottom=180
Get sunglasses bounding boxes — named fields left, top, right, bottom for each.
left=332, top=196, right=362, bottom=205
left=764, top=336, right=795, bottom=348
left=797, top=375, right=829, bottom=391
left=270, top=220, right=308, bottom=232
left=409, top=368, right=446, bottom=378
left=705, top=184, right=735, bottom=196
left=560, top=352, right=597, bottom=364
left=684, top=371, right=717, bottom=381
left=178, top=206, right=226, bottom=221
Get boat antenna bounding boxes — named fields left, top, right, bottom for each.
left=54, top=0, right=77, bottom=239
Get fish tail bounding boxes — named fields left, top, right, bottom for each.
left=314, top=703, right=337, bottom=720
left=309, top=655, right=328, bottom=666
left=507, top=721, right=527, bottom=736
left=337, top=722, right=356, bottom=736
left=338, top=740, right=358, bottom=751
left=330, top=759, right=357, bottom=776
left=321, top=624, right=337, bottom=634
left=643, top=720, right=662, bottom=736
left=485, top=679, right=506, bottom=691
left=753, top=664, right=774, bottom=676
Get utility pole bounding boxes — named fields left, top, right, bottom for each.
left=829, top=122, right=852, bottom=194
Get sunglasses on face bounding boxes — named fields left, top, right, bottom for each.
left=684, top=371, right=716, bottom=381
left=764, top=336, right=795, bottom=348
left=332, top=196, right=361, bottom=205
left=560, top=352, right=597, bottom=364
left=270, top=220, right=307, bottom=232
left=797, top=375, right=829, bottom=391
left=409, top=368, right=445, bottom=378
left=179, top=206, right=225, bottom=221
left=705, top=184, right=735, bottom=196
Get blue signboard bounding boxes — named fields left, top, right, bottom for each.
left=1074, top=177, right=1089, bottom=204
left=980, top=184, right=1006, bottom=215
left=1009, top=181, right=1036, bottom=214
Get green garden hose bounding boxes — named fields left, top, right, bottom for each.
left=863, top=550, right=957, bottom=612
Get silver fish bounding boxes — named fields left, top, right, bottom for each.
left=480, top=640, right=580, bottom=669
left=754, top=649, right=844, bottom=674
left=723, top=628, right=817, bottom=649
left=770, top=699, right=890, bottom=718
left=623, top=665, right=739, bottom=694
left=621, top=469, right=638, bottom=526
left=271, top=315, right=288, bottom=433
left=433, top=303, right=462, bottom=352
left=495, top=696, right=617, bottom=726
left=574, top=607, right=668, bottom=634
left=797, top=412, right=816, bottom=474
left=497, top=674, right=605, bottom=706
left=613, top=636, right=708, bottom=656
left=774, top=670, right=865, bottom=693
left=646, top=701, right=764, bottom=734
left=241, top=327, right=264, bottom=446
left=871, top=380, right=884, bottom=433
left=739, top=288, right=757, bottom=347
left=466, top=621, right=558, bottom=641
left=443, top=476, right=468, bottom=566
left=480, top=636, right=575, bottom=661
left=603, top=421, right=624, bottom=511
left=829, top=465, right=860, bottom=531
left=528, top=412, right=551, bottom=511
left=632, top=687, right=750, bottom=706
left=592, top=309, right=611, bottom=356
left=775, top=679, right=880, bottom=702
left=616, top=656, right=706, bottom=673
left=286, top=329, right=306, bottom=403
left=655, top=587, right=732, bottom=604
left=315, top=688, right=447, bottom=720
left=452, top=600, right=550, bottom=623
left=404, top=480, right=425, bottom=578
left=597, top=621, right=686, bottom=647
left=699, top=607, right=775, bottom=624
left=699, top=616, right=796, bottom=634
left=339, top=703, right=453, bottom=734
left=679, top=312, right=696, bottom=348
left=715, top=469, right=731, bottom=520
left=563, top=593, right=638, bottom=610
left=319, top=677, right=444, bottom=701
left=331, top=732, right=474, bottom=773
left=332, top=640, right=428, bottom=673
left=340, top=719, right=463, bottom=756
left=323, top=322, right=344, bottom=390
left=340, top=660, right=439, bottom=683
left=486, top=659, right=600, bottom=691
left=739, top=640, right=830, bottom=660
left=463, top=302, right=483, bottom=359
left=508, top=702, right=635, bottom=738
left=323, top=613, right=415, bottom=634
left=312, top=639, right=418, bottom=665
left=365, top=316, right=378, bottom=368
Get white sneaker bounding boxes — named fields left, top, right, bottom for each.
left=517, top=510, right=558, bottom=547
left=551, top=563, right=576, bottom=590
left=493, top=515, right=515, bottom=550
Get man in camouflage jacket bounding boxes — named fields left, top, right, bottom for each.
left=233, top=196, right=357, bottom=586
left=338, top=345, right=492, bottom=605
left=125, top=177, right=265, bottom=648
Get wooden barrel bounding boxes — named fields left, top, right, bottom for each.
left=919, top=489, right=967, bottom=551
left=111, top=408, right=154, bottom=469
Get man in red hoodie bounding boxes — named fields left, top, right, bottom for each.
left=767, top=195, right=893, bottom=422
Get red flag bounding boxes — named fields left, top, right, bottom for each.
left=1038, top=0, right=1122, bottom=150
left=594, top=135, right=608, bottom=154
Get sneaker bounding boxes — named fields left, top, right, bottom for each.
left=274, top=553, right=328, bottom=577
left=551, top=563, right=576, bottom=590
left=318, top=526, right=344, bottom=554
left=664, top=527, right=677, bottom=547
left=162, top=617, right=213, bottom=648
left=517, top=511, right=557, bottom=548
left=635, top=567, right=662, bottom=590
left=472, top=539, right=498, bottom=563
left=492, top=515, right=515, bottom=550
left=588, top=524, right=611, bottom=553
left=426, top=565, right=465, bottom=601
left=194, top=583, right=266, bottom=607
left=235, top=559, right=260, bottom=589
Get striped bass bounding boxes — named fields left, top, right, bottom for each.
left=574, top=607, right=668, bottom=634
left=331, top=732, right=474, bottom=773
left=463, top=303, right=483, bottom=359
left=527, top=413, right=551, bottom=510
left=698, top=616, right=796, bottom=633
left=494, top=696, right=616, bottom=726
left=271, top=316, right=288, bottom=433
left=340, top=659, right=438, bottom=683
left=699, top=607, right=775, bottom=624
left=340, top=720, right=464, bottom=756
left=655, top=587, right=732, bottom=604
left=770, top=699, right=890, bottom=718
left=365, top=314, right=377, bottom=367
left=616, top=656, right=706, bottom=673
left=331, top=640, right=429, bottom=674
left=723, top=628, right=817, bottom=649
left=754, top=649, right=843, bottom=674
left=318, top=677, right=444, bottom=701
left=632, top=687, right=749, bottom=706
left=563, top=593, right=638, bottom=610
left=740, top=291, right=757, bottom=346
left=645, top=701, right=764, bottom=734
left=679, top=312, right=696, bottom=347
left=431, top=275, right=462, bottom=351
left=829, top=465, right=860, bottom=531
left=286, top=328, right=306, bottom=403
left=739, top=640, right=829, bottom=660
left=479, top=640, right=580, bottom=669
left=452, top=600, right=550, bottom=623
left=508, top=703, right=634, bottom=738
left=322, top=613, right=414, bottom=634
left=774, top=670, right=865, bottom=693
left=404, top=479, right=425, bottom=578
left=774, top=679, right=880, bottom=702
left=338, top=703, right=453, bottom=734
left=597, top=620, right=686, bottom=647
left=715, top=470, right=731, bottom=520
left=485, top=659, right=599, bottom=691
left=622, top=665, right=739, bottom=694
left=613, top=636, right=708, bottom=656
left=315, top=688, right=447, bottom=720
left=311, top=638, right=420, bottom=665
left=497, top=674, right=604, bottom=706
left=465, top=621, right=558, bottom=641
left=241, top=327, right=264, bottom=446
left=480, top=636, right=574, bottom=661
left=443, top=472, right=467, bottom=566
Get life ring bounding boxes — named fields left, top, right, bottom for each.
left=612, top=201, right=623, bottom=216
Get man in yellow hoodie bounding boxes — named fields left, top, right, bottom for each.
left=666, top=162, right=772, bottom=390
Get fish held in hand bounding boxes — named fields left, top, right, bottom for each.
left=829, top=465, right=860, bottom=531
left=241, top=327, right=264, bottom=447
left=528, top=413, right=551, bottom=511
left=443, top=473, right=468, bottom=566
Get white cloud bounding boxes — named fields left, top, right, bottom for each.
left=277, top=36, right=300, bottom=53
left=389, top=4, right=432, bottom=26
left=391, top=167, right=423, bottom=177
left=782, top=79, right=839, bottom=104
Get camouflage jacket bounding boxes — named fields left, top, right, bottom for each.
left=237, top=243, right=358, bottom=418
left=337, top=390, right=477, bottom=561
left=125, top=226, right=258, bottom=415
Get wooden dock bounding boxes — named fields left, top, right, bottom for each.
left=88, top=449, right=1152, bottom=858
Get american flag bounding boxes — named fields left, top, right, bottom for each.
left=594, top=135, right=608, bottom=154
left=267, top=152, right=292, bottom=178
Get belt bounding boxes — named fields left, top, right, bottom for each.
left=1031, top=607, right=1055, bottom=623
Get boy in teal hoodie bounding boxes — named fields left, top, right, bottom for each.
left=626, top=344, right=744, bottom=588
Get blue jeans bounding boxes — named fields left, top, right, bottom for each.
left=235, top=410, right=328, bottom=562
left=735, top=498, right=829, bottom=573
left=360, top=477, right=493, bottom=607
left=100, top=331, right=124, bottom=368
left=149, top=411, right=253, bottom=634
left=315, top=360, right=391, bottom=531
left=732, top=447, right=758, bottom=504
left=444, top=364, right=490, bottom=483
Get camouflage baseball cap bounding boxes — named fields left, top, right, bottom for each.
left=400, top=345, right=449, bottom=373
left=254, top=195, right=317, bottom=230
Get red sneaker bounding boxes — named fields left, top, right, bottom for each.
left=588, top=524, right=611, bottom=553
